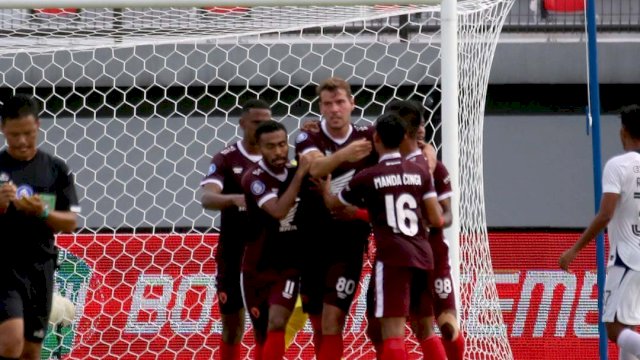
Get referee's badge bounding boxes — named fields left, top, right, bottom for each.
left=16, top=184, right=34, bottom=198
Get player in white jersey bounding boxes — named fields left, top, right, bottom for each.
left=559, top=105, right=640, bottom=360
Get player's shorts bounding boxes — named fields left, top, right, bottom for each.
left=368, top=261, right=434, bottom=318
left=241, top=268, right=300, bottom=339
left=215, top=240, right=244, bottom=315
left=429, top=230, right=457, bottom=315
left=300, top=256, right=364, bottom=315
left=0, top=258, right=55, bottom=343
left=299, top=220, right=368, bottom=315
left=602, top=264, right=640, bottom=325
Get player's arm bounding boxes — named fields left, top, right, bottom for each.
left=439, top=197, right=452, bottom=228
left=200, top=183, right=245, bottom=210
left=308, top=139, right=372, bottom=178
left=559, top=192, right=618, bottom=271
left=261, top=155, right=311, bottom=220
left=423, top=195, right=444, bottom=228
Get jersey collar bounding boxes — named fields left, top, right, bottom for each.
left=378, top=152, right=402, bottom=163
left=258, top=160, right=288, bottom=182
left=237, top=141, right=262, bottom=163
left=321, top=119, right=353, bottom=145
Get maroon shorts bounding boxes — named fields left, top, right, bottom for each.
left=300, top=256, right=364, bottom=315
left=241, top=268, right=300, bottom=338
left=429, top=230, right=457, bottom=315
left=368, top=261, right=434, bottom=318
left=215, top=240, right=244, bottom=315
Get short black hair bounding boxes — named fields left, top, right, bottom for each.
left=621, top=105, right=640, bottom=140
left=255, top=120, right=287, bottom=143
left=375, top=113, right=406, bottom=149
left=241, top=99, right=270, bottom=114
left=385, top=100, right=423, bottom=139
left=1, top=94, right=40, bottom=125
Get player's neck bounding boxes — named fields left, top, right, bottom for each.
left=399, top=141, right=419, bottom=157
left=323, top=122, right=351, bottom=140
left=241, top=139, right=260, bottom=155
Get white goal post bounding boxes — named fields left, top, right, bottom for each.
left=0, top=0, right=514, bottom=358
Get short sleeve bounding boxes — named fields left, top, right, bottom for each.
left=602, top=158, right=623, bottom=194
left=242, top=173, right=278, bottom=209
left=422, top=168, right=437, bottom=200
left=434, top=162, right=453, bottom=200
left=339, top=172, right=367, bottom=208
left=294, top=131, right=320, bottom=156
left=55, top=160, right=81, bottom=213
left=200, top=152, right=226, bottom=189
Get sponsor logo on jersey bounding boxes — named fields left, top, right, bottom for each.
left=251, top=180, right=266, bottom=195
left=208, top=164, right=216, bottom=175
left=232, top=167, right=243, bottom=174
left=16, top=184, right=34, bottom=198
left=295, top=132, right=308, bottom=143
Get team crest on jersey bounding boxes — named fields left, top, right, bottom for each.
left=233, top=167, right=243, bottom=174
left=251, top=180, right=266, bottom=195
left=16, top=184, right=34, bottom=198
left=295, top=132, right=308, bottom=143
left=0, top=172, right=9, bottom=183
left=208, top=164, right=216, bottom=175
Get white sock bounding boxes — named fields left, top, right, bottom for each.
left=618, top=328, right=640, bottom=357
left=620, top=347, right=639, bottom=360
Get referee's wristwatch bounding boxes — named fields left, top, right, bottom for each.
left=39, top=206, right=50, bottom=220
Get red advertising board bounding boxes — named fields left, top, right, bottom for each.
left=54, top=232, right=616, bottom=359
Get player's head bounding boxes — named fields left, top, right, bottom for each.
left=385, top=100, right=424, bottom=140
left=256, top=120, right=289, bottom=172
left=240, top=99, right=272, bottom=147
left=317, top=77, right=355, bottom=132
left=373, top=113, right=406, bottom=154
left=620, top=105, right=640, bottom=150
left=1, top=93, right=40, bottom=161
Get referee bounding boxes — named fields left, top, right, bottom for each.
left=0, top=94, right=80, bottom=360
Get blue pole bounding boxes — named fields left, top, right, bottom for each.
left=585, top=0, right=606, bottom=359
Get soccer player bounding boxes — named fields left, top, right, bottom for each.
left=294, top=76, right=375, bottom=359
left=0, top=94, right=80, bottom=360
left=241, top=120, right=311, bottom=360
left=200, top=99, right=271, bottom=360
left=559, top=105, right=640, bottom=360
left=322, top=113, right=443, bottom=360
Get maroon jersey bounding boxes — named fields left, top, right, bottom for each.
left=241, top=160, right=301, bottom=272
left=339, top=152, right=437, bottom=269
left=200, top=142, right=261, bottom=265
left=433, top=161, right=453, bottom=201
left=294, top=120, right=377, bottom=227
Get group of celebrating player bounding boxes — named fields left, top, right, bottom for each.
left=200, top=76, right=465, bottom=360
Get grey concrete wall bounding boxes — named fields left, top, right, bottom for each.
left=483, top=114, right=623, bottom=228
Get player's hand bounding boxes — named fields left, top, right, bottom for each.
left=0, top=182, right=17, bottom=211
left=341, top=139, right=372, bottom=163
left=12, top=194, right=46, bottom=217
left=559, top=248, right=578, bottom=271
left=296, top=154, right=312, bottom=176
left=310, top=174, right=331, bottom=195
left=231, top=195, right=246, bottom=209
left=300, top=119, right=321, bottom=133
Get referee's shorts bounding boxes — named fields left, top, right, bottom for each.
left=0, top=257, right=56, bottom=343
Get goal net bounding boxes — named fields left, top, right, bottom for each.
left=0, top=1, right=514, bottom=359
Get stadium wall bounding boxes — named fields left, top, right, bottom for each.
left=49, top=231, right=617, bottom=359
